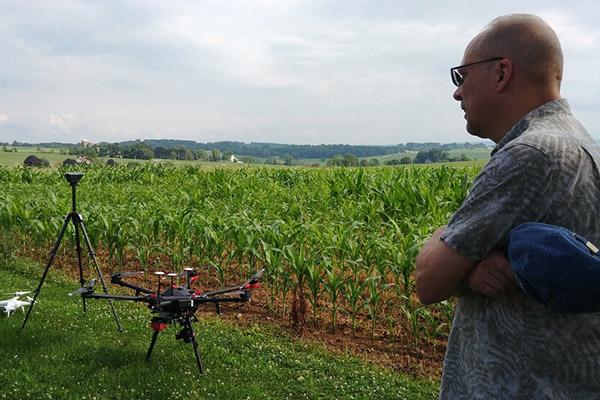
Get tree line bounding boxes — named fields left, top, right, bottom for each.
left=4, top=139, right=489, bottom=161
left=127, top=139, right=488, bottom=159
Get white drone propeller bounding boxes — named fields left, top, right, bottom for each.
left=2, top=291, right=32, bottom=296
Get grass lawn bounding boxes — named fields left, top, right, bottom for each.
left=0, top=256, right=439, bottom=400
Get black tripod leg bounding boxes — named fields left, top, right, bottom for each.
left=145, top=330, right=160, bottom=362
left=73, top=217, right=87, bottom=313
left=76, top=215, right=123, bottom=332
left=184, top=316, right=204, bottom=375
left=20, top=214, right=72, bottom=332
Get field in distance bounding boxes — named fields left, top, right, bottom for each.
left=0, top=146, right=491, bottom=168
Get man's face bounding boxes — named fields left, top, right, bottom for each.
left=452, top=42, right=497, bottom=138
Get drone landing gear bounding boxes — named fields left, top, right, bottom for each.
left=146, top=315, right=205, bottom=376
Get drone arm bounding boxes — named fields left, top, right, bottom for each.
left=81, top=293, right=147, bottom=302
left=111, top=275, right=154, bottom=294
left=194, top=296, right=249, bottom=304
left=201, top=285, right=245, bottom=297
left=202, top=269, right=264, bottom=297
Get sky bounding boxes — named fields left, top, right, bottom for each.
left=1, top=1, right=599, bottom=145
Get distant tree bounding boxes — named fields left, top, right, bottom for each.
left=360, top=159, right=369, bottom=167
left=154, top=146, right=176, bottom=159
left=264, top=156, right=279, bottom=165
left=69, top=144, right=98, bottom=159
left=194, top=150, right=208, bottom=161
left=400, top=156, right=412, bottom=164
left=24, top=155, right=49, bottom=168
left=240, top=156, right=255, bottom=164
left=284, top=154, right=295, bottom=166
left=221, top=151, right=234, bottom=161
left=414, top=148, right=449, bottom=164
left=384, top=159, right=401, bottom=166
left=325, top=156, right=341, bottom=166
left=325, top=154, right=359, bottom=167
left=368, top=158, right=381, bottom=166
left=343, top=154, right=359, bottom=167
left=210, top=149, right=221, bottom=162
left=173, top=147, right=193, bottom=160
left=123, top=142, right=154, bottom=160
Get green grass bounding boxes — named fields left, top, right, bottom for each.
left=0, top=148, right=291, bottom=168
left=0, top=257, right=438, bottom=400
left=0, top=145, right=491, bottom=168
left=0, top=146, right=491, bottom=168
left=446, top=147, right=491, bottom=160
left=0, top=147, right=70, bottom=166
left=355, top=148, right=489, bottom=168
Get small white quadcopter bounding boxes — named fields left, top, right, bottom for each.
left=0, top=291, right=33, bottom=317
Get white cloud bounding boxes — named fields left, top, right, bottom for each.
left=49, top=113, right=75, bottom=131
left=0, top=1, right=598, bottom=144
left=540, top=10, right=599, bottom=51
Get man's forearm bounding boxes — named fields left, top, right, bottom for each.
left=415, top=226, right=476, bottom=304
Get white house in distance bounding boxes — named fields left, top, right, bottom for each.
left=230, top=154, right=243, bottom=164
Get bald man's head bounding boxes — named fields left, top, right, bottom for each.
left=471, top=14, right=563, bottom=89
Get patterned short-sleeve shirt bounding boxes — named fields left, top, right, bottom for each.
left=439, top=99, right=600, bottom=399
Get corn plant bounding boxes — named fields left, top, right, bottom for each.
left=0, top=163, right=482, bottom=345
left=305, top=260, right=324, bottom=328
left=365, top=273, right=386, bottom=338
left=259, top=240, right=284, bottom=312
left=344, top=273, right=367, bottom=335
left=322, top=259, right=345, bottom=333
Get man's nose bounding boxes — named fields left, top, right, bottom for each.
left=453, top=86, right=462, bottom=101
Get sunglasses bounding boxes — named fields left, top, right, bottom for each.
left=450, top=57, right=503, bottom=86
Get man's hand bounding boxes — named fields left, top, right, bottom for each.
left=466, top=250, right=517, bottom=297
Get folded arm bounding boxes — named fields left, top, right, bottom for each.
left=415, top=227, right=517, bottom=304
left=415, top=226, right=476, bottom=304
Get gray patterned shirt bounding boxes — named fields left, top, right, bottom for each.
left=439, top=99, right=600, bottom=399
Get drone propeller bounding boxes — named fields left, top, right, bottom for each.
left=111, top=271, right=145, bottom=285
left=114, top=271, right=145, bottom=277
left=242, top=269, right=264, bottom=289
left=69, top=279, right=97, bottom=296
left=3, top=291, right=32, bottom=296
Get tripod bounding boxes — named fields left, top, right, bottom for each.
left=21, top=172, right=122, bottom=332
left=146, top=314, right=205, bottom=375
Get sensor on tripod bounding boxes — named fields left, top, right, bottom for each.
left=64, top=172, right=84, bottom=186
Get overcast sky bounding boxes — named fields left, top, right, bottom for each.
left=1, top=1, right=598, bottom=145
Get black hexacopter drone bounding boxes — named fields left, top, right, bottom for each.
left=74, top=267, right=264, bottom=376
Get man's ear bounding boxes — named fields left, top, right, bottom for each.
left=496, top=59, right=512, bottom=92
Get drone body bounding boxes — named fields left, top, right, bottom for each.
left=1, top=292, right=33, bottom=317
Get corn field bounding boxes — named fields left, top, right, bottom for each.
left=0, top=164, right=479, bottom=342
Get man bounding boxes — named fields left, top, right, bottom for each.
left=415, top=14, right=600, bottom=399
